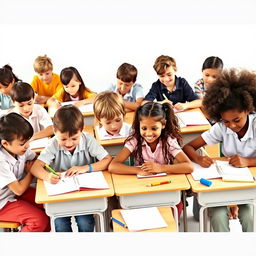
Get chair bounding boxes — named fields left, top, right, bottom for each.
left=0, top=221, right=21, bottom=232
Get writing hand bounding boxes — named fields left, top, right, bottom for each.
left=229, top=155, right=248, bottom=167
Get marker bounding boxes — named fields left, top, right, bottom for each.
left=146, top=180, right=171, bottom=187
left=111, top=217, right=127, bottom=228
left=45, top=164, right=64, bottom=182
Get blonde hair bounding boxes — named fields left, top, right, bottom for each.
left=93, top=91, right=125, bottom=121
left=153, top=55, right=177, bottom=75
left=33, top=55, right=53, bottom=73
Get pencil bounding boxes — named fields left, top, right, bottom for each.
left=200, top=147, right=210, bottom=157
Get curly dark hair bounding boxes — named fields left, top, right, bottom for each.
left=126, top=102, right=182, bottom=165
left=202, top=68, right=256, bottom=122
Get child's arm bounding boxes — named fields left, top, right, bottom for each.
left=46, top=96, right=61, bottom=108
left=182, top=136, right=214, bottom=167
left=140, top=151, right=194, bottom=174
left=74, top=94, right=97, bottom=107
left=30, top=125, right=54, bottom=141
left=123, top=98, right=144, bottom=112
left=228, top=155, right=256, bottom=167
left=173, top=99, right=202, bottom=111
left=30, top=159, right=61, bottom=184
left=108, top=147, right=145, bottom=175
left=65, top=155, right=112, bottom=176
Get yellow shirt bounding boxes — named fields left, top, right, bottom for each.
left=53, top=87, right=96, bottom=102
left=31, top=73, right=62, bottom=97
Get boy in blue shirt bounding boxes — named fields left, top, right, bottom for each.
left=107, top=63, right=144, bottom=112
left=30, top=105, right=112, bottom=232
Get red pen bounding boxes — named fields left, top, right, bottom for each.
left=146, top=180, right=171, bottom=187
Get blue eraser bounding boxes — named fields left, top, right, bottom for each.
left=200, top=178, right=212, bottom=187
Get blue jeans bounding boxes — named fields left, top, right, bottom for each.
left=54, top=214, right=95, bottom=232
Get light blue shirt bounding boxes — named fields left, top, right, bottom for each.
left=0, top=94, right=13, bottom=116
left=38, top=131, right=109, bottom=171
left=107, top=83, right=144, bottom=102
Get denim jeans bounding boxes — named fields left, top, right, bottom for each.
left=54, top=214, right=95, bottom=232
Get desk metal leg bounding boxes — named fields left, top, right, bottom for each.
left=199, top=206, right=207, bottom=232
left=182, top=190, right=187, bottom=232
left=171, top=205, right=179, bottom=231
left=253, top=203, right=256, bottom=232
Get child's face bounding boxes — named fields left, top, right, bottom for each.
left=117, top=79, right=134, bottom=96
left=37, top=70, right=53, bottom=84
left=100, top=114, right=124, bottom=136
left=221, top=109, right=249, bottom=135
left=54, top=130, right=82, bottom=152
left=202, top=68, right=221, bottom=87
left=158, top=66, right=176, bottom=88
left=139, top=116, right=165, bottom=145
left=63, top=74, right=81, bottom=97
left=13, top=98, right=35, bottom=118
left=2, top=137, right=30, bottom=157
left=0, top=81, right=13, bottom=95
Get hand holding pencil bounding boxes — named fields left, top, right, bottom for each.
left=198, top=147, right=214, bottom=168
left=45, top=164, right=62, bottom=184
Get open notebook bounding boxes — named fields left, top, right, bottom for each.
left=191, top=160, right=254, bottom=183
left=120, top=207, right=167, bottom=231
left=43, top=171, right=109, bottom=196
left=176, top=111, right=209, bottom=128
left=136, top=172, right=167, bottom=179
left=29, top=138, right=49, bottom=150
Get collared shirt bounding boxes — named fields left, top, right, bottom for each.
left=125, top=137, right=182, bottom=165
left=202, top=113, right=256, bottom=157
left=194, top=78, right=207, bottom=98
left=11, top=104, right=53, bottom=133
left=0, top=147, right=36, bottom=209
left=107, top=83, right=144, bottom=102
left=144, top=76, right=198, bottom=104
left=96, top=122, right=131, bottom=140
left=0, top=94, right=13, bottom=110
left=38, top=132, right=109, bottom=171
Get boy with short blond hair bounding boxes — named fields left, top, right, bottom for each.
left=107, top=63, right=144, bottom=111
left=31, top=55, right=62, bottom=104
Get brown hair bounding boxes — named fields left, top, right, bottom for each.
left=116, top=63, right=137, bottom=83
left=153, top=55, right=177, bottom=75
left=53, top=105, right=84, bottom=136
left=33, top=55, right=53, bottom=73
left=93, top=91, right=125, bottom=121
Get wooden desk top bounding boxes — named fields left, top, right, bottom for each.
left=179, top=108, right=211, bottom=134
left=35, top=171, right=114, bottom=204
left=112, top=206, right=177, bottom=232
left=187, top=158, right=256, bottom=192
left=83, top=125, right=94, bottom=135
left=111, top=173, right=190, bottom=196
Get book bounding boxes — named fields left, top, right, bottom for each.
left=136, top=172, right=167, bottom=179
left=120, top=207, right=168, bottom=231
left=29, top=138, right=49, bottom=150
left=43, top=171, right=109, bottom=196
left=176, top=111, right=209, bottom=128
left=191, top=160, right=254, bottom=183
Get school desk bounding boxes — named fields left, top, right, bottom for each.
left=111, top=206, right=177, bottom=232
left=94, top=112, right=134, bottom=156
left=186, top=158, right=256, bottom=232
left=179, top=108, right=211, bottom=145
left=111, top=173, right=190, bottom=231
left=35, top=171, right=114, bottom=232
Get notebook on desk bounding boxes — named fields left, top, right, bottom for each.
left=176, top=111, right=209, bottom=128
left=29, top=137, right=49, bottom=150
left=120, top=207, right=167, bottom=231
left=61, top=102, right=94, bottom=113
left=136, top=172, right=167, bottom=179
left=191, top=160, right=254, bottom=183
left=44, top=171, right=109, bottom=196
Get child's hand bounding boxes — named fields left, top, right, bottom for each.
left=197, top=156, right=214, bottom=168
left=173, top=102, right=187, bottom=111
left=141, top=162, right=162, bottom=173
left=35, top=95, right=48, bottom=104
left=73, top=101, right=84, bottom=108
left=47, top=172, right=61, bottom=184
left=228, top=205, right=239, bottom=219
left=24, top=160, right=35, bottom=173
left=65, top=166, right=85, bottom=177
left=137, top=170, right=150, bottom=176
left=229, top=155, right=248, bottom=167
left=159, top=99, right=173, bottom=105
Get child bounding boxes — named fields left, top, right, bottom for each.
left=109, top=102, right=193, bottom=216
left=0, top=113, right=50, bottom=232
left=30, top=105, right=112, bottom=232
left=48, top=66, right=96, bottom=108
left=93, top=91, right=131, bottom=139
left=183, top=68, right=256, bottom=232
left=194, top=56, right=223, bottom=98
left=0, top=65, right=20, bottom=113
left=31, top=55, right=62, bottom=104
left=10, top=81, right=54, bottom=141
left=107, top=63, right=144, bottom=111
left=144, top=55, right=201, bottom=111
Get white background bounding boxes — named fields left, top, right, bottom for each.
left=1, top=1, right=256, bottom=255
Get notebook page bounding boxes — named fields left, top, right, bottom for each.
left=176, top=111, right=209, bottom=126
left=120, top=207, right=167, bottom=231
left=61, top=102, right=94, bottom=113
left=137, top=172, right=167, bottom=178
left=29, top=138, right=49, bottom=149
left=76, top=171, right=109, bottom=189
left=43, top=174, right=79, bottom=196
left=96, top=126, right=127, bottom=140
left=191, top=162, right=221, bottom=180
